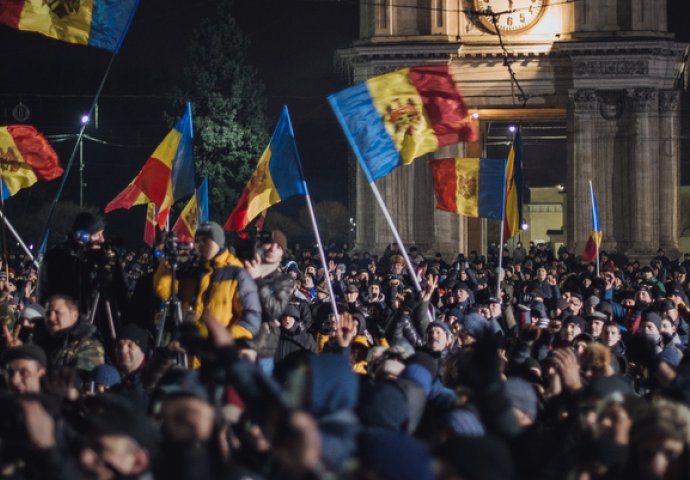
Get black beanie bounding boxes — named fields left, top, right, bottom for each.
left=118, top=324, right=150, bottom=353
left=73, top=211, right=106, bottom=234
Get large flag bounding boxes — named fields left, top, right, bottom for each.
left=143, top=203, right=157, bottom=247
left=224, top=106, right=306, bottom=231
left=503, top=129, right=524, bottom=239
left=172, top=177, right=209, bottom=242
left=328, top=65, right=477, bottom=183
left=581, top=182, right=602, bottom=264
left=106, top=102, right=195, bottom=226
left=430, top=158, right=506, bottom=219
left=0, top=0, right=139, bottom=53
left=0, top=125, right=63, bottom=199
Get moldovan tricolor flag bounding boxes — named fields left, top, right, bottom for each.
left=106, top=103, right=195, bottom=226
left=0, top=0, right=139, bottom=53
left=172, top=177, right=209, bottom=242
left=0, top=125, right=63, bottom=199
left=581, top=182, right=602, bottom=264
left=328, top=65, right=477, bottom=183
left=503, top=129, right=524, bottom=239
left=430, top=158, right=506, bottom=219
left=224, top=107, right=305, bottom=231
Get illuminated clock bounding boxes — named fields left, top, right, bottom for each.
left=471, top=0, right=546, bottom=35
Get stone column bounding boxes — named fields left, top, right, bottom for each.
left=625, top=88, right=659, bottom=257
left=658, top=90, right=681, bottom=254
left=567, top=89, right=599, bottom=253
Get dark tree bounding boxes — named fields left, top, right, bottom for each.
left=173, top=0, right=268, bottom=221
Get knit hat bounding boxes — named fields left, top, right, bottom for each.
left=446, top=308, right=463, bottom=321
left=584, top=296, right=600, bottom=309
left=91, top=364, right=121, bottom=387
left=72, top=211, right=105, bottom=234
left=643, top=311, right=662, bottom=331
left=428, top=320, right=452, bottom=336
left=195, top=221, right=226, bottom=247
left=461, top=312, right=489, bottom=339
left=117, top=324, right=150, bottom=354
left=505, top=377, right=538, bottom=422
left=658, top=346, right=683, bottom=368
left=563, top=315, right=586, bottom=332
left=2, top=344, right=47, bottom=367
left=20, top=303, right=45, bottom=321
left=271, top=230, right=288, bottom=252
left=448, top=408, right=486, bottom=437
left=281, top=304, right=301, bottom=320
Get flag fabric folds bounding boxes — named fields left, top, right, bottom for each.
left=430, top=158, right=506, bottom=219
left=106, top=103, right=195, bottom=226
left=143, top=203, right=157, bottom=247
left=0, top=125, right=63, bottom=199
left=328, top=65, right=477, bottom=183
left=172, top=177, right=209, bottom=242
left=581, top=184, right=602, bottom=264
left=224, top=106, right=306, bottom=231
left=0, top=0, right=139, bottom=52
left=503, top=130, right=524, bottom=239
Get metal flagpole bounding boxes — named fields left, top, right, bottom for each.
left=285, top=108, right=340, bottom=319
left=367, top=180, right=422, bottom=293
left=589, top=180, right=600, bottom=276
left=0, top=209, right=39, bottom=268
left=37, top=52, right=119, bottom=252
left=495, top=157, right=509, bottom=298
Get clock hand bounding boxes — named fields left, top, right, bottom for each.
left=508, top=0, right=514, bottom=11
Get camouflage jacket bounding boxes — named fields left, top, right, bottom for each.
left=46, top=322, right=105, bottom=378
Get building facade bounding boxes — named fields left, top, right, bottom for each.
left=339, top=0, right=686, bottom=258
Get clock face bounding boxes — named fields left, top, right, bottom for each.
left=471, top=0, right=546, bottom=34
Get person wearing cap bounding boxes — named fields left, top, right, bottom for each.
left=154, top=221, right=262, bottom=344
left=586, top=311, right=607, bottom=341
left=40, top=211, right=129, bottom=321
left=275, top=304, right=316, bottom=363
left=560, top=316, right=586, bottom=346
left=110, top=323, right=174, bottom=409
left=79, top=406, right=161, bottom=480
left=640, top=265, right=666, bottom=297
left=2, top=344, right=47, bottom=393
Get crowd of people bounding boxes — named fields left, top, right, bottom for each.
left=1, top=211, right=690, bottom=479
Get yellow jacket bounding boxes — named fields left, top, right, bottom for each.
left=154, top=249, right=261, bottom=339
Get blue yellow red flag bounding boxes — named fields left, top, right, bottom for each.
left=106, top=103, right=195, bottom=226
left=581, top=182, right=602, bottom=263
left=430, top=158, right=506, bottom=219
left=0, top=125, right=63, bottom=200
left=172, top=177, right=209, bottom=242
left=328, top=65, right=477, bottom=183
left=0, top=0, right=139, bottom=52
left=224, top=106, right=306, bottom=231
left=503, top=129, right=524, bottom=239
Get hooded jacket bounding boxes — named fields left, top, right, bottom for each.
left=154, top=248, right=261, bottom=339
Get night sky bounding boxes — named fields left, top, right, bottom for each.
left=0, top=0, right=687, bottom=247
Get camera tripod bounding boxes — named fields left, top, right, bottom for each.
left=154, top=257, right=189, bottom=368
left=87, top=289, right=118, bottom=341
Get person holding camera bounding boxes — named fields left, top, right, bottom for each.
left=154, top=221, right=262, bottom=344
left=39, top=211, right=129, bottom=348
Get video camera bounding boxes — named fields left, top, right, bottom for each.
left=228, top=230, right=273, bottom=262
left=154, top=232, right=196, bottom=266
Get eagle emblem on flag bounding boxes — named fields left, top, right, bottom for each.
left=457, top=174, right=477, bottom=200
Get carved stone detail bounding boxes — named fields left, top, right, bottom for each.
left=627, top=88, right=658, bottom=112
left=659, top=90, right=681, bottom=112
left=569, top=89, right=599, bottom=113
left=574, top=60, right=649, bottom=77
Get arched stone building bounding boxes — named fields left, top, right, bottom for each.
left=338, top=0, right=687, bottom=258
